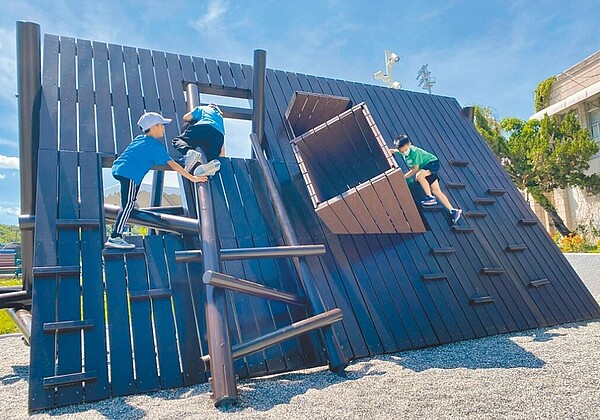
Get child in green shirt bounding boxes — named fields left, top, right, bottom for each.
left=390, top=134, right=462, bottom=224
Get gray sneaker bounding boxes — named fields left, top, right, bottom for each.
left=183, top=149, right=202, bottom=174
left=193, top=159, right=221, bottom=177
left=105, top=236, right=135, bottom=249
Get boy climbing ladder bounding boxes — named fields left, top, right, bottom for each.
left=390, top=134, right=462, bottom=225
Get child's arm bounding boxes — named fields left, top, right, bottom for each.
left=167, top=160, right=208, bottom=183
left=220, top=144, right=226, bottom=157
left=183, top=106, right=200, bottom=122
left=404, top=165, right=419, bottom=179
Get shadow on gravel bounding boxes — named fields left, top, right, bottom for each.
left=390, top=334, right=545, bottom=372
left=40, top=396, right=146, bottom=419
left=0, top=365, right=28, bottom=385
left=217, top=362, right=385, bottom=412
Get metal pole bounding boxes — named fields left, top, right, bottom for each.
left=201, top=309, right=343, bottom=368
left=104, top=204, right=199, bottom=235
left=175, top=244, right=326, bottom=263
left=16, top=21, right=41, bottom=293
left=186, top=82, right=237, bottom=406
left=252, top=50, right=267, bottom=150
left=203, top=270, right=306, bottom=307
left=6, top=308, right=32, bottom=346
left=148, top=171, right=165, bottom=235
left=249, top=133, right=348, bottom=374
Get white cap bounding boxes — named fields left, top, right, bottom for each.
left=137, top=112, right=172, bottom=131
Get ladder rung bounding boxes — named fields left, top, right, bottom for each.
left=452, top=226, right=475, bottom=233
left=32, top=265, right=80, bottom=277
left=471, top=296, right=495, bottom=305
left=481, top=267, right=505, bottom=275
left=421, top=273, right=448, bottom=281
left=43, top=319, right=94, bottom=333
left=474, top=198, right=496, bottom=205
left=431, top=247, right=455, bottom=255
left=56, top=219, right=100, bottom=228
left=486, top=188, right=507, bottom=196
left=129, top=288, right=173, bottom=301
left=445, top=182, right=466, bottom=189
left=529, top=278, right=550, bottom=288
left=465, top=211, right=487, bottom=218
left=506, top=244, right=527, bottom=252
left=43, top=371, right=97, bottom=389
left=449, top=159, right=469, bottom=167
left=519, top=219, right=539, bottom=225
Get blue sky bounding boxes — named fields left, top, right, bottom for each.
left=0, top=0, right=597, bottom=225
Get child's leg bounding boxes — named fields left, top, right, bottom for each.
left=430, top=180, right=454, bottom=211
left=415, top=169, right=433, bottom=196
left=111, top=177, right=139, bottom=238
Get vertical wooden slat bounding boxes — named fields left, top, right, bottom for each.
left=92, top=41, right=115, bottom=154
left=107, top=44, right=131, bottom=154
left=76, top=39, right=96, bottom=152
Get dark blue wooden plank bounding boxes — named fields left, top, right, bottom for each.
left=205, top=58, right=224, bottom=88
left=231, top=158, right=317, bottom=370
left=138, top=49, right=160, bottom=111
left=103, top=252, right=135, bottom=396
left=163, top=235, right=207, bottom=386
left=107, top=44, right=131, bottom=154
left=92, top=41, right=115, bottom=154
left=166, top=52, right=188, bottom=127
left=38, top=35, right=59, bottom=151
left=179, top=54, right=196, bottom=83
left=123, top=47, right=145, bottom=137
left=217, top=60, right=236, bottom=89
left=76, top=39, right=96, bottom=152
left=153, top=51, right=180, bottom=156
left=59, top=37, right=77, bottom=151
left=144, top=235, right=183, bottom=389
left=78, top=152, right=110, bottom=402
left=229, top=62, right=249, bottom=91
left=192, top=56, right=210, bottom=85
left=123, top=237, right=160, bottom=393
left=55, top=150, right=84, bottom=406
left=29, top=149, right=59, bottom=411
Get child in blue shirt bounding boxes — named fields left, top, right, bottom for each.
left=105, top=112, right=212, bottom=249
left=172, top=104, right=225, bottom=175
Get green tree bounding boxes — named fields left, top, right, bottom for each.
left=474, top=108, right=600, bottom=236
left=0, top=224, right=21, bottom=245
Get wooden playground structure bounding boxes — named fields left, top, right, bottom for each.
left=2, top=21, right=599, bottom=412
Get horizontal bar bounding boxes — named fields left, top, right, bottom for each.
left=506, top=244, right=527, bottom=252
left=519, top=219, right=539, bottom=225
left=474, top=198, right=496, bottom=205
left=445, top=182, right=466, bottom=189
left=481, top=268, right=505, bottom=275
left=139, top=205, right=185, bottom=216
left=220, top=105, right=253, bottom=120
left=0, top=289, right=29, bottom=301
left=18, top=214, right=35, bottom=230
left=129, top=288, right=173, bottom=301
left=465, top=211, right=487, bottom=218
left=203, top=270, right=305, bottom=307
left=176, top=245, right=326, bottom=263
left=471, top=296, right=495, bottom=305
left=102, top=248, right=145, bottom=259
left=529, top=278, right=550, bottom=288
left=421, top=273, right=448, bottom=281
left=451, top=226, right=475, bottom=233
left=56, top=218, right=100, bottom=228
left=104, top=204, right=199, bottom=235
left=486, top=188, right=507, bottom=196
left=449, top=159, right=469, bottom=167
left=201, top=308, right=343, bottom=367
left=43, top=371, right=97, bottom=389
left=421, top=206, right=443, bottom=212
left=32, top=265, right=80, bottom=277
left=43, top=319, right=94, bottom=333
left=431, top=247, right=455, bottom=255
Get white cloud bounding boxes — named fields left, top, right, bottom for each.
left=0, top=206, right=20, bottom=215
left=0, top=155, right=19, bottom=169
left=190, top=0, right=230, bottom=33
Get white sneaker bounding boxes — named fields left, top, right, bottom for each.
left=193, top=159, right=221, bottom=177
left=104, top=237, right=135, bottom=249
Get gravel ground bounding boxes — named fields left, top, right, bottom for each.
left=0, top=260, right=598, bottom=419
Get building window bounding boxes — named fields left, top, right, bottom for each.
left=588, top=108, right=600, bottom=142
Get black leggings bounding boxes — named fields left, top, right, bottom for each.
left=172, top=123, right=224, bottom=161
left=110, top=175, right=140, bottom=238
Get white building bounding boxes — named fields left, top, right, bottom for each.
left=529, top=50, right=600, bottom=233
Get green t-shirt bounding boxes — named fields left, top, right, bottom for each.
left=401, top=146, right=437, bottom=169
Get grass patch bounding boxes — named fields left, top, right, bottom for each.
left=0, top=276, right=23, bottom=334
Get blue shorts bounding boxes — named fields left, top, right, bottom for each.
left=421, top=160, right=440, bottom=185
